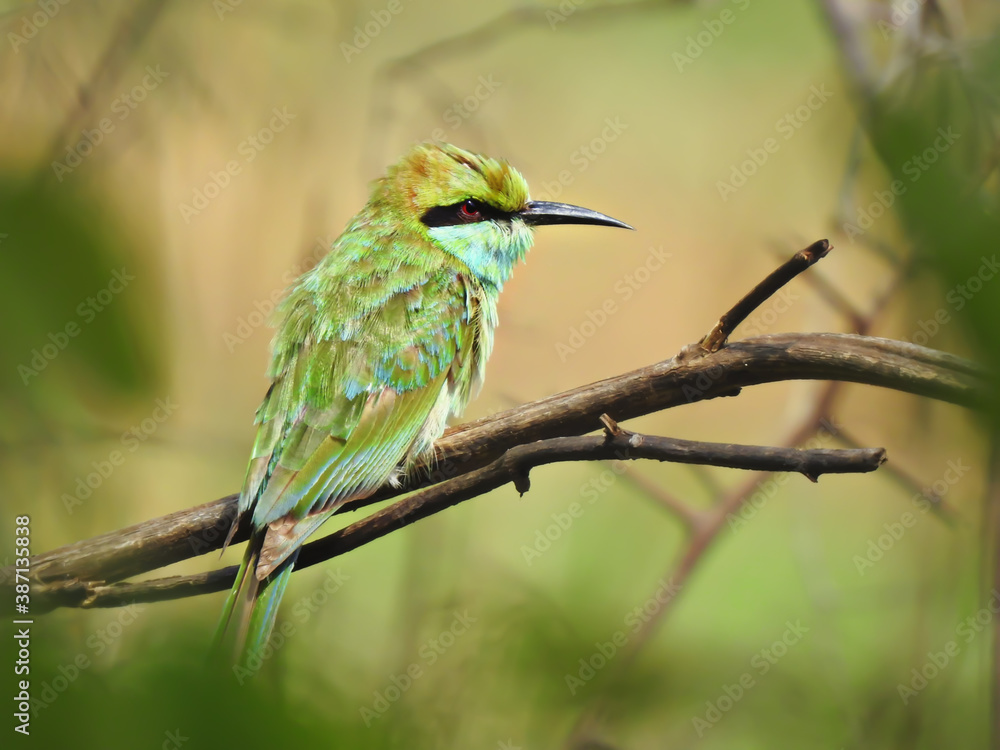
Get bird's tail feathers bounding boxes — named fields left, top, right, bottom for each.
left=212, top=528, right=298, bottom=668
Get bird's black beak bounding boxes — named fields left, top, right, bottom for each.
left=519, top=201, right=633, bottom=230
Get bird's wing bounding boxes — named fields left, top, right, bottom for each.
left=237, top=270, right=475, bottom=577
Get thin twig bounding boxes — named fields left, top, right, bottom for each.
left=701, top=240, right=832, bottom=352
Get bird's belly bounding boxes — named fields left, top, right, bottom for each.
left=398, top=378, right=458, bottom=481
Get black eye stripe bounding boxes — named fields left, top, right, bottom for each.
left=421, top=200, right=515, bottom=228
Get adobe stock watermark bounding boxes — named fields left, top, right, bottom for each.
left=25, top=605, right=143, bottom=718
left=877, top=0, right=927, bottom=39
left=7, top=0, right=71, bottom=53
left=853, top=458, right=969, bottom=575
left=897, top=589, right=999, bottom=704
left=359, top=609, right=477, bottom=725
left=232, top=568, right=351, bottom=684
left=18, top=267, right=135, bottom=385
left=554, top=245, right=671, bottom=361
left=532, top=117, right=628, bottom=202
left=673, top=0, right=752, bottom=72
left=692, top=619, right=809, bottom=736
left=717, top=84, right=834, bottom=202
left=564, top=578, right=682, bottom=695
left=51, top=65, right=169, bottom=181
left=546, top=0, right=585, bottom=29
left=902, top=254, right=1000, bottom=347
left=520, top=501, right=586, bottom=566
left=423, top=75, right=502, bottom=143
left=340, top=0, right=403, bottom=62
left=727, top=418, right=842, bottom=532
left=214, top=0, right=242, bottom=20
left=521, top=445, right=642, bottom=565
left=680, top=362, right=728, bottom=403
left=842, top=127, right=960, bottom=242
left=161, top=729, right=189, bottom=750
left=60, top=397, right=179, bottom=514
left=223, top=235, right=334, bottom=352
left=178, top=106, right=296, bottom=223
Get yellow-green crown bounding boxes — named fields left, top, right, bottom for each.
left=380, top=142, right=530, bottom=216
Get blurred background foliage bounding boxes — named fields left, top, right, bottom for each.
left=1, top=0, right=999, bottom=748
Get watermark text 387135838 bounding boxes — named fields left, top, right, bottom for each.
left=13, top=515, right=33, bottom=736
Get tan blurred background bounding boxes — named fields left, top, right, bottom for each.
left=1, top=1, right=998, bottom=748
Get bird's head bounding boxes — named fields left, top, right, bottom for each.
left=371, top=142, right=632, bottom=288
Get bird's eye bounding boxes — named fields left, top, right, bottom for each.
left=458, top=199, right=482, bottom=222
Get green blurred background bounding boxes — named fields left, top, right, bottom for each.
left=2, top=0, right=999, bottom=748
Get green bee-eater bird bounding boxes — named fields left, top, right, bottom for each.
left=216, top=142, right=631, bottom=664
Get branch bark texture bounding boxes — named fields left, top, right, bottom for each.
left=9, top=331, right=987, bottom=612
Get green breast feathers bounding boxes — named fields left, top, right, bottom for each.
left=238, top=255, right=494, bottom=577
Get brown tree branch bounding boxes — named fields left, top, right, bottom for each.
left=8, top=331, right=986, bottom=612
left=11, top=334, right=987, bottom=582
left=12, top=333, right=985, bottom=589
left=27, top=425, right=885, bottom=611
left=5, top=241, right=992, bottom=615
